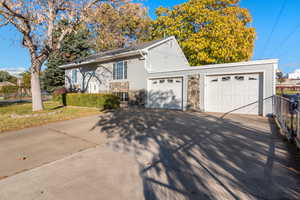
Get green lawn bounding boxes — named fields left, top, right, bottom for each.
left=0, top=101, right=101, bottom=133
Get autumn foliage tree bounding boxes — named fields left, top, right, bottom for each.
left=151, top=0, right=256, bottom=66
left=0, top=0, right=127, bottom=111
left=87, top=2, right=151, bottom=51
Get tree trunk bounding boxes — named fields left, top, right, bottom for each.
left=31, top=69, right=44, bottom=111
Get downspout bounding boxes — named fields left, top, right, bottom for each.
left=138, top=49, right=149, bottom=108
left=139, top=50, right=148, bottom=71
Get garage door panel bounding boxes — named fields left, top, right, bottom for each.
left=148, top=77, right=183, bottom=110
left=205, top=74, right=260, bottom=115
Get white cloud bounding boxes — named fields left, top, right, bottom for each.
left=0, top=67, right=27, bottom=77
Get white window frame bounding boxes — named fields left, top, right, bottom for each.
left=71, top=69, right=78, bottom=84
left=113, top=61, right=127, bottom=80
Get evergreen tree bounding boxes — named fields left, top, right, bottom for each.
left=43, top=25, right=93, bottom=92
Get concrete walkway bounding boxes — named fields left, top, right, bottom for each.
left=0, top=115, right=102, bottom=179
left=0, top=109, right=299, bottom=200
left=0, top=114, right=144, bottom=200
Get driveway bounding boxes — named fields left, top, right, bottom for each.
left=0, top=109, right=299, bottom=200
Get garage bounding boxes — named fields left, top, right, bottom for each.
left=205, top=73, right=262, bottom=115
left=147, top=77, right=183, bottom=110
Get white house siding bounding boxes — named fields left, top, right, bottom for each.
left=147, top=39, right=190, bottom=72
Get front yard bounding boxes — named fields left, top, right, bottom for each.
left=0, top=101, right=101, bottom=133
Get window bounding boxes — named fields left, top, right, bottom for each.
left=114, top=92, right=129, bottom=102
left=222, top=76, right=231, bottom=81
left=249, top=77, right=257, bottom=80
left=167, top=79, right=173, bottom=83
left=159, top=79, right=165, bottom=83
left=72, top=69, right=77, bottom=84
left=113, top=61, right=127, bottom=80
left=211, top=78, right=218, bottom=82
left=152, top=80, right=157, bottom=84
left=235, top=76, right=244, bottom=81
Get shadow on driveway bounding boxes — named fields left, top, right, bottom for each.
left=94, top=108, right=300, bottom=200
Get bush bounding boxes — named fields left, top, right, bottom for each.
left=53, top=93, right=120, bottom=110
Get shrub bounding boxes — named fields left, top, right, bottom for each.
left=52, top=87, right=67, bottom=105
left=53, top=93, right=120, bottom=110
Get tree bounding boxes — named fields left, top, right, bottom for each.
left=43, top=25, right=93, bottom=92
left=151, top=0, right=256, bottom=66
left=276, top=71, right=286, bottom=84
left=0, top=0, right=126, bottom=111
left=0, top=70, right=11, bottom=82
left=87, top=2, right=151, bottom=51
left=0, top=70, right=17, bottom=84
left=21, top=72, right=31, bottom=89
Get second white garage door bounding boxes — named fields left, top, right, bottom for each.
left=205, top=73, right=261, bottom=115
left=148, top=77, right=183, bottom=110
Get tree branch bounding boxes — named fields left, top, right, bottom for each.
left=55, top=27, right=73, bottom=50
left=47, top=0, right=56, bottom=50
left=0, top=19, right=8, bottom=27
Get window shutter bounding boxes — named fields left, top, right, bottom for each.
left=124, top=61, right=127, bottom=79
left=72, top=69, right=77, bottom=84
left=74, top=69, right=77, bottom=83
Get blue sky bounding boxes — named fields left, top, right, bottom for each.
left=0, top=0, right=299, bottom=73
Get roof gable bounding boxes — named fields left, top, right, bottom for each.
left=60, top=37, right=176, bottom=69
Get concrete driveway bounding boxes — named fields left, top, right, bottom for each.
left=0, top=109, right=299, bottom=200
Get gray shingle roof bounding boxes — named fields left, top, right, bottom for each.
left=73, top=38, right=165, bottom=64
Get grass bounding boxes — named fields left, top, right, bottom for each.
left=0, top=101, right=101, bottom=133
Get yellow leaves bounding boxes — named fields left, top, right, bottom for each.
left=152, top=0, right=255, bottom=66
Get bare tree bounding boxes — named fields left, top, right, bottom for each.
left=0, top=0, right=124, bottom=111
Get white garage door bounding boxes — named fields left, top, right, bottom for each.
left=205, top=73, right=261, bottom=115
left=148, top=77, right=183, bottom=110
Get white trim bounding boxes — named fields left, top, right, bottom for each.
left=273, top=63, right=278, bottom=96
left=204, top=69, right=266, bottom=76
left=203, top=70, right=266, bottom=115
left=145, top=36, right=176, bottom=50
left=146, top=75, right=184, bottom=110
left=148, top=59, right=279, bottom=74
left=147, top=75, right=184, bottom=80
left=59, top=50, right=141, bottom=69
left=113, top=60, right=127, bottom=80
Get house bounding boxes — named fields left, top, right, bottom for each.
left=288, top=69, right=300, bottom=79
left=276, top=79, right=300, bottom=92
left=60, top=36, right=277, bottom=116
left=0, top=81, right=16, bottom=88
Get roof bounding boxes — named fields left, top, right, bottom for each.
left=148, top=59, right=279, bottom=74
left=60, top=37, right=171, bottom=69
left=0, top=81, right=16, bottom=87
left=277, top=79, right=300, bottom=86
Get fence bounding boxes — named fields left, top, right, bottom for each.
left=273, top=95, right=300, bottom=149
